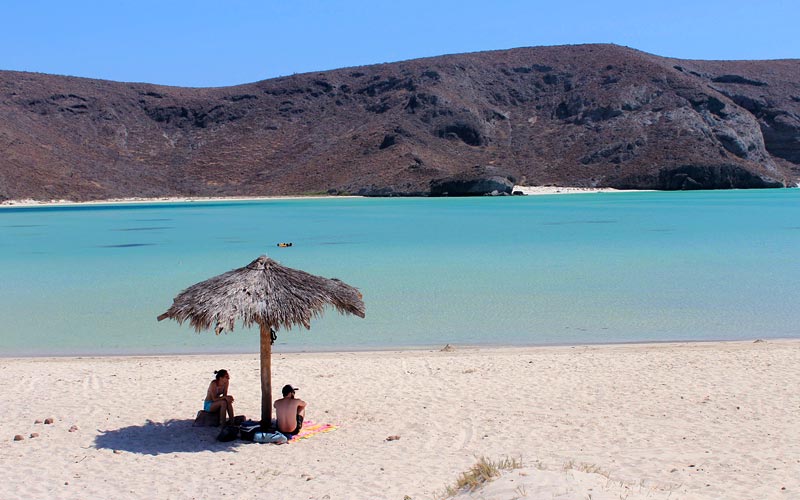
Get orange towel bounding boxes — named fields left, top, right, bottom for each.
left=287, top=421, right=338, bottom=442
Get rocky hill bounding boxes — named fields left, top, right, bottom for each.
left=0, top=44, right=798, bottom=200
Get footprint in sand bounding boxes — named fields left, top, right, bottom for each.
left=459, top=416, right=474, bottom=450
left=82, top=373, right=103, bottom=394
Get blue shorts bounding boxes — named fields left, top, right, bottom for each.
left=204, top=400, right=212, bottom=412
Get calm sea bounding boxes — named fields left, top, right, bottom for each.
left=1, top=190, right=799, bottom=356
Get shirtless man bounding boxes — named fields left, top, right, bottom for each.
left=274, top=384, right=306, bottom=436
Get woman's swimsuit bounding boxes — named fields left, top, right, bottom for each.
left=203, top=381, right=227, bottom=411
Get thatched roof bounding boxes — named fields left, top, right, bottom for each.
left=157, top=255, right=365, bottom=334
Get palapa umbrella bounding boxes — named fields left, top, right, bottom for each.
left=157, top=255, right=365, bottom=424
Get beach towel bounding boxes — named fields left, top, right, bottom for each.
left=286, top=421, right=338, bottom=442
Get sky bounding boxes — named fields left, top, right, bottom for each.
left=2, top=0, right=797, bottom=88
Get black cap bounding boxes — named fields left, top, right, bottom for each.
left=282, top=384, right=298, bottom=396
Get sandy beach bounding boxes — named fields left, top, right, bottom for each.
left=3, top=340, right=798, bottom=499
left=0, top=186, right=629, bottom=208
left=511, top=186, right=630, bottom=196
left=0, top=194, right=357, bottom=208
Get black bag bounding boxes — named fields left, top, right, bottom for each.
left=239, top=424, right=261, bottom=442
left=217, top=424, right=239, bottom=442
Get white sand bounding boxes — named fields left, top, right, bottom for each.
left=0, top=186, right=633, bottom=208
left=3, top=340, right=799, bottom=499
left=0, top=194, right=356, bottom=208
left=511, top=186, right=632, bottom=195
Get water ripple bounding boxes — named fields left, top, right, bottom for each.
left=98, top=243, right=156, bottom=248
left=542, top=220, right=617, bottom=225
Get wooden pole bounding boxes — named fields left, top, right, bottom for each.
left=259, top=322, right=272, bottom=426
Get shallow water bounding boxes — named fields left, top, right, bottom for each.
left=2, top=190, right=799, bottom=356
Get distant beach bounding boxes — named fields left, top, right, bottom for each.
left=0, top=185, right=631, bottom=208
left=3, top=341, right=798, bottom=499
left=0, top=194, right=356, bottom=208
left=512, top=185, right=631, bottom=195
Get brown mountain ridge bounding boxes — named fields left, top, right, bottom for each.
left=1, top=43, right=798, bottom=200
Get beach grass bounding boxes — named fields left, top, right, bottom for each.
left=439, top=456, right=522, bottom=498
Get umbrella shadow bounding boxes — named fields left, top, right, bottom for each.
left=94, top=418, right=244, bottom=455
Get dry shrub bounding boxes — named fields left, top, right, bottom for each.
left=440, top=456, right=522, bottom=498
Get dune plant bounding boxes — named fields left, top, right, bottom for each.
left=439, top=456, right=522, bottom=498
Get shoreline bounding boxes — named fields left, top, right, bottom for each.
left=1, top=335, right=793, bottom=360
left=3, top=185, right=795, bottom=208
left=4, top=338, right=798, bottom=499
left=0, top=185, right=632, bottom=208
left=0, top=193, right=359, bottom=208
left=511, top=185, right=632, bottom=195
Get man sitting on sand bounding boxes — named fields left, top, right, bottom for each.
left=274, top=384, right=306, bottom=436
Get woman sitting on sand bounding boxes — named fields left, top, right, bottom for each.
left=204, top=369, right=235, bottom=426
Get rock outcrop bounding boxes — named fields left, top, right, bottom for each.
left=0, top=44, right=798, bottom=201
left=429, top=166, right=515, bottom=196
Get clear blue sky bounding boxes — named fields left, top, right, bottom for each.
left=2, top=0, right=797, bottom=87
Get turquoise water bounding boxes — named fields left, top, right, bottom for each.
left=1, top=190, right=799, bottom=356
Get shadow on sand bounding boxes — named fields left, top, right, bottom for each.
left=94, top=418, right=244, bottom=455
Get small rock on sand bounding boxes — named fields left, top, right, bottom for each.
left=44, top=418, right=54, bottom=424
left=69, top=425, right=79, bottom=432
left=30, top=433, right=39, bottom=438
left=34, top=419, right=42, bottom=424
left=13, top=435, right=24, bottom=441
left=386, top=435, right=401, bottom=441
